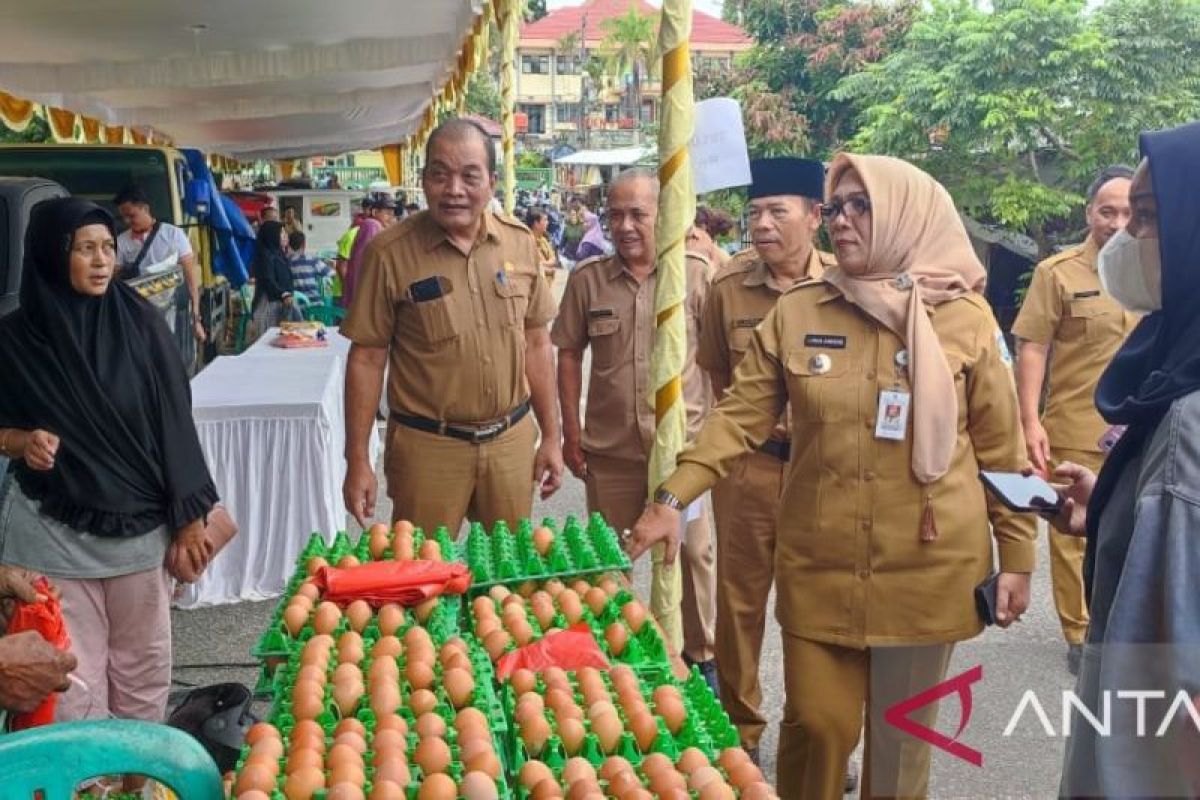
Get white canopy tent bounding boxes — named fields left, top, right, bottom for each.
left=553, top=146, right=657, bottom=166
left=0, top=0, right=484, bottom=160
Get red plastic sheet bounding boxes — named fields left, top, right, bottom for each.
left=7, top=577, right=71, bottom=729
left=314, top=560, right=471, bottom=605
left=496, top=624, right=611, bottom=679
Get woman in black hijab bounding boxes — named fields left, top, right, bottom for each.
left=1053, top=121, right=1200, bottom=796
left=0, top=197, right=217, bottom=724
left=248, top=219, right=296, bottom=340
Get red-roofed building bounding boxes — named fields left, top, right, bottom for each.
left=516, top=0, right=752, bottom=143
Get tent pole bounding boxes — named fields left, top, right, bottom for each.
left=499, top=0, right=519, bottom=213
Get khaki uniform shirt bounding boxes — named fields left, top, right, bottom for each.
left=697, top=247, right=835, bottom=443
left=341, top=210, right=556, bottom=423
left=663, top=281, right=1037, bottom=647
left=551, top=253, right=711, bottom=461
left=1011, top=238, right=1140, bottom=452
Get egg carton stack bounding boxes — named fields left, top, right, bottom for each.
left=500, top=666, right=770, bottom=799
left=458, top=515, right=631, bottom=595
left=232, top=622, right=512, bottom=798
left=466, top=581, right=670, bottom=676
left=252, top=524, right=462, bottom=692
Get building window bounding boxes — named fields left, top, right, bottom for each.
left=556, top=103, right=582, bottom=124
left=556, top=54, right=582, bottom=75
left=518, top=104, right=546, bottom=135
left=604, top=104, right=620, bottom=123
left=521, top=54, right=550, bottom=74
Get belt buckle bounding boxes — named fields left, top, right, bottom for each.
left=472, top=421, right=505, bottom=442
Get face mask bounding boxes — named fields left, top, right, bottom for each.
left=1098, top=229, right=1162, bottom=313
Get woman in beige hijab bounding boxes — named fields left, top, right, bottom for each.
left=629, top=154, right=1035, bottom=798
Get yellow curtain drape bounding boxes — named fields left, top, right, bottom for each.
left=103, top=125, right=126, bottom=144
left=278, top=160, right=296, bottom=181
left=499, top=0, right=518, bottom=213
left=131, top=128, right=148, bottom=145
left=0, top=91, right=37, bottom=131
left=47, top=106, right=79, bottom=142
left=80, top=117, right=102, bottom=143
left=381, top=144, right=404, bottom=186
left=647, top=0, right=696, bottom=655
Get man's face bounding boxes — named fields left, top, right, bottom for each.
left=607, top=178, right=657, bottom=263
left=421, top=135, right=497, bottom=236
left=1086, top=177, right=1133, bottom=248
left=261, top=207, right=280, bottom=223
left=748, top=194, right=821, bottom=268
left=375, top=207, right=396, bottom=227
left=117, top=201, right=153, bottom=233
left=533, top=217, right=549, bottom=236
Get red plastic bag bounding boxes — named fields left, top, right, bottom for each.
left=314, top=560, right=471, bottom=605
left=7, top=577, right=71, bottom=730
left=496, top=624, right=611, bottom=679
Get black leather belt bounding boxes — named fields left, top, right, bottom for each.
left=391, top=400, right=531, bottom=444
left=760, top=439, right=791, bottom=461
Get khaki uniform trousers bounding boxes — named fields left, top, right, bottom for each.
left=1048, top=447, right=1104, bottom=645
left=711, top=448, right=786, bottom=748
left=780, top=633, right=954, bottom=800
left=385, top=414, right=537, bottom=534
left=585, top=452, right=717, bottom=662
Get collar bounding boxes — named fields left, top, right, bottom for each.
left=421, top=210, right=500, bottom=253
left=1082, top=235, right=1101, bottom=270
left=606, top=254, right=657, bottom=282
left=745, top=248, right=827, bottom=292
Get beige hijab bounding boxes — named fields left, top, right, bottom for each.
left=823, top=153, right=987, bottom=485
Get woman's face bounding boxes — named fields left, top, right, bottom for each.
left=1126, top=158, right=1158, bottom=240
left=68, top=223, right=117, bottom=296
left=826, top=168, right=873, bottom=275
left=279, top=228, right=289, bottom=250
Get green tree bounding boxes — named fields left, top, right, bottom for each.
left=0, top=114, right=50, bottom=144
left=525, top=0, right=548, bottom=22
left=600, top=5, right=660, bottom=122
left=835, top=0, right=1200, bottom=255
left=464, top=70, right=501, bottom=120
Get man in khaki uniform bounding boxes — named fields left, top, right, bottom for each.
left=342, top=119, right=563, bottom=535
left=1011, top=165, right=1139, bottom=674
left=553, top=169, right=718, bottom=685
left=696, top=157, right=834, bottom=759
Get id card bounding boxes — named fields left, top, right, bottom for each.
left=875, top=390, right=911, bottom=440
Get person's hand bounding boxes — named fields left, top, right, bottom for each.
left=344, top=458, right=378, bottom=529
left=1047, top=462, right=1096, bottom=536
left=192, top=317, right=207, bottom=345
left=0, top=566, right=47, bottom=633
left=1023, top=419, right=1051, bottom=478
left=21, top=430, right=59, bottom=472
left=166, top=519, right=213, bottom=584
left=563, top=435, right=588, bottom=480
left=533, top=439, right=564, bottom=500
left=995, top=572, right=1032, bottom=627
left=0, top=630, right=77, bottom=714
left=626, top=503, right=682, bottom=565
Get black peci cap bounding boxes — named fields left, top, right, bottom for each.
left=748, top=157, right=825, bottom=201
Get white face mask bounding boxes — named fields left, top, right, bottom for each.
left=1098, top=229, right=1163, bottom=313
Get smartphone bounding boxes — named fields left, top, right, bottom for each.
left=975, top=572, right=999, bottom=626
left=979, top=470, right=1062, bottom=513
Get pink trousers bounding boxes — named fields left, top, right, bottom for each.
left=54, top=568, right=172, bottom=722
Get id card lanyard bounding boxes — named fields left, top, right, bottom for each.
left=875, top=349, right=911, bottom=441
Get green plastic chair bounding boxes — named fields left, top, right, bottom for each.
left=0, top=719, right=224, bottom=799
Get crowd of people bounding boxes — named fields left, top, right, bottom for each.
left=0, top=106, right=1194, bottom=799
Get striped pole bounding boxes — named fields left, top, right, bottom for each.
left=647, top=0, right=694, bottom=655
left=499, top=0, right=519, bottom=213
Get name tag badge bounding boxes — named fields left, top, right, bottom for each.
left=1073, top=290, right=1101, bottom=299
left=804, top=334, right=847, bottom=349
left=875, top=390, right=911, bottom=441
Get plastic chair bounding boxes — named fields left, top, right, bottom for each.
left=0, top=719, right=224, bottom=799
left=234, top=283, right=255, bottom=353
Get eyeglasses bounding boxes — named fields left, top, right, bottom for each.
left=820, top=196, right=872, bottom=221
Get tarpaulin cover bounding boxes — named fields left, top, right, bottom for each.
left=314, top=560, right=471, bottom=606
left=181, top=147, right=250, bottom=288
left=7, top=578, right=71, bottom=730
left=496, top=623, right=610, bottom=679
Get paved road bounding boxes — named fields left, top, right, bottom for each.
left=172, top=271, right=1074, bottom=797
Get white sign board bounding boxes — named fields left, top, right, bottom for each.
left=690, top=97, right=752, bottom=194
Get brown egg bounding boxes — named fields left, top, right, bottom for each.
left=369, top=781, right=406, bottom=800
left=443, top=650, right=472, bottom=672
left=530, top=778, right=565, bottom=799
left=521, top=714, right=552, bottom=756
left=338, top=632, right=365, bottom=664
left=419, top=538, right=443, bottom=561
left=414, top=735, right=452, bottom=775
left=532, top=526, right=555, bottom=555
left=334, top=730, right=368, bottom=756
left=647, top=767, right=687, bottom=796
left=726, top=759, right=765, bottom=789
left=328, top=741, right=364, bottom=768
left=554, top=702, right=584, bottom=725
left=698, top=780, right=736, bottom=800
left=604, top=624, right=630, bottom=658
left=414, top=597, right=439, bottom=623
left=291, top=718, right=325, bottom=742
left=591, top=711, right=622, bottom=754
left=483, top=629, right=511, bottom=661
left=508, top=618, right=535, bottom=647
left=283, top=603, right=309, bottom=636
left=475, top=615, right=502, bottom=641
left=489, top=584, right=512, bottom=603
left=237, top=791, right=273, bottom=800
left=417, top=773, right=457, bottom=800
left=676, top=747, right=710, bottom=775
left=465, top=746, right=502, bottom=780
left=313, top=601, right=342, bottom=635
left=656, top=697, right=685, bottom=735
left=332, top=681, right=362, bottom=715
left=283, top=765, right=326, bottom=798
left=286, top=747, right=324, bottom=774
left=558, top=716, right=585, bottom=755
left=565, top=778, right=603, bottom=800
left=628, top=709, right=659, bottom=752
left=295, top=668, right=325, bottom=691
left=576, top=669, right=608, bottom=707
left=403, top=624, right=433, bottom=650
left=739, top=781, right=778, bottom=800
left=586, top=700, right=617, bottom=722
left=415, top=711, right=448, bottom=739
left=392, top=534, right=414, bottom=561
left=583, top=587, right=609, bottom=616
left=372, top=635, right=403, bottom=660
left=374, top=713, right=408, bottom=735
left=248, top=734, right=284, bottom=763
left=609, top=663, right=637, bottom=689
left=444, top=667, right=475, bottom=708
left=367, top=727, right=402, bottom=754
left=607, top=769, right=643, bottom=799
left=618, top=600, right=646, bottom=633
left=542, top=667, right=571, bottom=693
left=345, top=600, right=372, bottom=633
left=639, top=752, right=674, bottom=779
left=333, top=662, right=363, bottom=685
left=405, top=659, right=435, bottom=691
left=509, top=667, right=538, bottom=696
left=561, top=756, right=597, bottom=786
left=296, top=580, right=321, bottom=601
left=530, top=596, right=557, bottom=630
left=305, top=556, right=328, bottom=577
left=372, top=765, right=410, bottom=790
left=599, top=756, right=634, bottom=782
left=375, top=603, right=405, bottom=636
left=327, top=767, right=366, bottom=793
left=369, top=531, right=390, bottom=561
left=473, top=595, right=496, bottom=616
left=338, top=555, right=361, bottom=568
left=369, top=656, right=399, bottom=686
left=291, top=688, right=325, bottom=720
left=461, top=771, right=499, bottom=800
left=235, top=763, right=276, bottom=794
left=370, top=684, right=401, bottom=716
left=392, top=519, right=415, bottom=536
left=716, top=746, right=750, bottom=774
left=519, top=758, right=556, bottom=789
left=515, top=692, right=545, bottom=722
left=454, top=706, right=489, bottom=737
left=407, top=687, right=437, bottom=716
left=557, top=589, right=583, bottom=624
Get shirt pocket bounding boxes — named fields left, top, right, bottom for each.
left=587, top=315, right=622, bottom=368
left=493, top=273, right=529, bottom=328
left=785, top=349, right=852, bottom=422
left=729, top=327, right=754, bottom=368
left=410, top=295, right=459, bottom=345
left=1060, top=297, right=1118, bottom=342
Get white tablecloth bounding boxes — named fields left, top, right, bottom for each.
left=177, top=331, right=377, bottom=607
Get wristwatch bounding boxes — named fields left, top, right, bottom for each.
left=652, top=487, right=685, bottom=511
